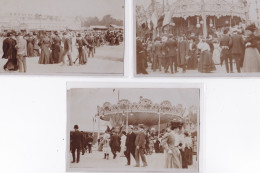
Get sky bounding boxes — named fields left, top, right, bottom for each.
left=0, top=0, right=124, bottom=20
left=136, top=0, right=260, bottom=22
left=68, top=88, right=200, bottom=131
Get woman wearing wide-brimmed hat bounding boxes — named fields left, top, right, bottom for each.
left=242, top=23, right=260, bottom=72
left=197, top=37, right=216, bottom=73
left=161, top=119, right=183, bottom=168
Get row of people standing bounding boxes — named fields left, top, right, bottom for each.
left=137, top=34, right=216, bottom=74
left=137, top=23, right=260, bottom=74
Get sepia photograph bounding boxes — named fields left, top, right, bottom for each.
left=135, top=0, right=260, bottom=77
left=0, top=0, right=124, bottom=75
left=67, top=87, right=200, bottom=172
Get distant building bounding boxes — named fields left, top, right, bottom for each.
left=0, top=12, right=81, bottom=31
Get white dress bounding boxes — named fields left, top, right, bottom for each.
left=120, top=135, right=126, bottom=156
left=212, top=43, right=221, bottom=64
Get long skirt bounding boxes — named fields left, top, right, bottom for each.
left=3, top=58, right=18, bottom=71
left=39, top=45, right=50, bottom=64
left=164, top=148, right=182, bottom=168
left=243, top=47, right=260, bottom=72
left=198, top=51, right=216, bottom=73
left=212, top=49, right=221, bottom=64
left=27, top=43, right=34, bottom=57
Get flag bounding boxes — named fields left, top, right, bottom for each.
left=163, top=9, right=173, bottom=27
left=157, top=15, right=165, bottom=28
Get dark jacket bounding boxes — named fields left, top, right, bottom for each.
left=125, top=132, right=136, bottom=151
left=2, top=37, right=17, bottom=59
left=229, top=34, right=244, bottom=54
left=71, top=131, right=83, bottom=148
left=110, top=134, right=121, bottom=147
left=165, top=39, right=177, bottom=57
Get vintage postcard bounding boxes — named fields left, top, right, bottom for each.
left=67, top=84, right=201, bottom=172
left=0, top=0, right=124, bottom=75
left=135, top=0, right=260, bottom=77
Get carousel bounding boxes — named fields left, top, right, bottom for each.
left=138, top=0, right=250, bottom=37
left=95, top=96, right=189, bottom=133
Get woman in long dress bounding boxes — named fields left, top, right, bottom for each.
left=161, top=120, right=182, bottom=168
left=197, top=38, right=216, bottom=73
left=38, top=32, right=51, bottom=64
left=243, top=24, right=260, bottom=72
left=26, top=33, right=34, bottom=57
left=212, top=39, right=221, bottom=65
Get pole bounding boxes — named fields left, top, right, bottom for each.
left=126, top=110, right=129, bottom=133
left=201, top=0, right=207, bottom=37
left=158, top=108, right=161, bottom=138
left=118, top=89, right=120, bottom=102
left=92, top=116, right=95, bottom=135
left=98, top=116, right=100, bottom=139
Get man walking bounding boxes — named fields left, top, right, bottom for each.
left=70, top=125, right=83, bottom=163
left=164, top=34, right=178, bottom=73
left=15, top=33, right=27, bottom=73
left=61, top=32, right=72, bottom=66
left=220, top=28, right=232, bottom=73
left=134, top=124, right=148, bottom=167
left=125, top=125, right=136, bottom=166
left=229, top=29, right=244, bottom=73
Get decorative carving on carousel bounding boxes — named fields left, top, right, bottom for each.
left=97, top=97, right=186, bottom=117
left=169, top=0, right=246, bottom=19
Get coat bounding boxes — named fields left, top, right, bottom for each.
left=229, top=34, right=244, bottom=54
left=135, top=131, right=146, bottom=149
left=177, top=40, right=189, bottom=66
left=2, top=37, right=17, bottom=59
left=165, top=39, right=177, bottom=57
left=125, top=132, right=136, bottom=152
left=70, top=131, right=83, bottom=149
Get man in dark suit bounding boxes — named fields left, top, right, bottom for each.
left=125, top=125, right=136, bottom=166
left=229, top=29, right=244, bottom=73
left=164, top=34, right=178, bottom=73
left=70, top=125, right=83, bottom=163
left=153, top=38, right=163, bottom=71
left=110, top=131, right=121, bottom=159
left=220, top=28, right=232, bottom=73
left=134, top=124, right=148, bottom=167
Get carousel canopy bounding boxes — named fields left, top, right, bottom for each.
left=96, top=97, right=186, bottom=126
left=137, top=0, right=248, bottom=27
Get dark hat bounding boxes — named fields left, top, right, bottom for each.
left=33, top=32, right=37, bottom=35
left=223, top=28, right=229, bottom=34
left=138, top=124, right=144, bottom=129
left=77, top=33, right=81, bottom=37
left=245, top=23, right=257, bottom=32
left=54, top=31, right=58, bottom=35
left=74, top=125, right=79, bottom=129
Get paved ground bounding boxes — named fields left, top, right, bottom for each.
left=0, top=40, right=124, bottom=75
left=69, top=146, right=198, bottom=170
left=138, top=62, right=244, bottom=77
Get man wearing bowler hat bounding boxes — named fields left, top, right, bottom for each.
left=125, top=125, right=136, bottom=166
left=134, top=124, right=148, bottom=167
left=70, top=125, right=83, bottom=163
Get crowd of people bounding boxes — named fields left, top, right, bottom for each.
left=70, top=121, right=196, bottom=169
left=137, top=23, right=260, bottom=75
left=1, top=29, right=123, bottom=72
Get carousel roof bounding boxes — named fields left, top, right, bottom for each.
left=96, top=97, right=186, bottom=126
left=169, top=0, right=247, bottom=19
